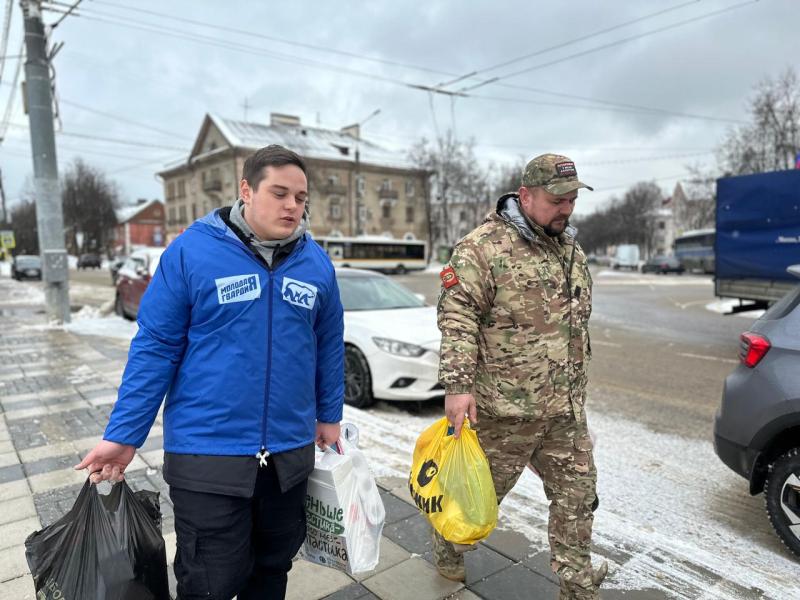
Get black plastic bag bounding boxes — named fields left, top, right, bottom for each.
left=25, top=478, right=171, bottom=600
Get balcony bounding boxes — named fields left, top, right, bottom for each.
left=322, top=183, right=348, bottom=195
left=378, top=188, right=399, bottom=200
left=203, top=179, right=222, bottom=193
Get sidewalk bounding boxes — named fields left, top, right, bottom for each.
left=0, top=289, right=664, bottom=599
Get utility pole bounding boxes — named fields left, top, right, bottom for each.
left=20, top=0, right=70, bottom=323
left=350, top=108, right=380, bottom=237
left=0, top=167, right=7, bottom=225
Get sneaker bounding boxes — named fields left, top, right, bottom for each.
left=431, top=530, right=465, bottom=582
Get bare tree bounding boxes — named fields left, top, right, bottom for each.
left=61, top=159, right=120, bottom=255
left=718, top=67, right=800, bottom=175
left=573, top=181, right=664, bottom=255
left=409, top=131, right=491, bottom=248
left=8, top=178, right=39, bottom=255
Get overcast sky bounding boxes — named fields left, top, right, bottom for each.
left=1, top=0, right=798, bottom=216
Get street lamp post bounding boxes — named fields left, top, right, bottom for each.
left=351, top=109, right=380, bottom=237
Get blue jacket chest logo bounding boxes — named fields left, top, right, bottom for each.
left=215, top=274, right=261, bottom=304
left=282, top=277, right=318, bottom=310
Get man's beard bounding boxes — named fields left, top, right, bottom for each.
left=543, top=218, right=569, bottom=237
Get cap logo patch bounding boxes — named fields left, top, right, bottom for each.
left=440, top=266, right=460, bottom=289
left=555, top=162, right=577, bottom=177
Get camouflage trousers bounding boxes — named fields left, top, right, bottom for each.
left=476, top=411, right=600, bottom=599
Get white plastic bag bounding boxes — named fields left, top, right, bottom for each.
left=301, top=424, right=385, bottom=574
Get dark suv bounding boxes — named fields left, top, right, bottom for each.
left=77, top=253, right=102, bottom=269
left=11, top=255, right=42, bottom=280
left=713, top=265, right=800, bottom=557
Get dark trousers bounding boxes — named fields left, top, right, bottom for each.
left=170, top=461, right=308, bottom=600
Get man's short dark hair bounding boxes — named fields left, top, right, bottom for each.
left=242, top=145, right=307, bottom=191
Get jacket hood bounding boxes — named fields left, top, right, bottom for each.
left=191, top=208, right=310, bottom=249
left=494, top=192, right=578, bottom=243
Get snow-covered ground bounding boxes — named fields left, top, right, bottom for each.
left=595, top=270, right=713, bottom=286
left=64, top=305, right=139, bottom=340
left=0, top=277, right=45, bottom=305
left=706, top=299, right=766, bottom=319
left=0, top=261, right=10, bottom=277
left=344, top=404, right=798, bottom=599
left=2, top=274, right=796, bottom=598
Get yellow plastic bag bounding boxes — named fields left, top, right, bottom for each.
left=408, top=417, right=497, bottom=544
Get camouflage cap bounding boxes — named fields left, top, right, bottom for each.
left=521, top=153, right=593, bottom=195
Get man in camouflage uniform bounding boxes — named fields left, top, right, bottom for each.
left=435, top=154, right=606, bottom=599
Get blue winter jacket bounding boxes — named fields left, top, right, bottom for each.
left=103, top=210, right=345, bottom=455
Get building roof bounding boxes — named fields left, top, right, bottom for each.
left=181, top=113, right=418, bottom=172
left=115, top=199, right=163, bottom=224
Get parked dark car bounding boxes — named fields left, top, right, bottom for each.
left=11, top=255, right=42, bottom=280
left=77, top=253, right=102, bottom=269
left=641, top=255, right=685, bottom=274
left=109, top=256, right=126, bottom=285
left=713, top=264, right=800, bottom=557
left=114, top=248, right=164, bottom=320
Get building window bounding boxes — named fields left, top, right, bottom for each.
left=177, top=179, right=186, bottom=198
left=381, top=179, right=392, bottom=191
left=328, top=174, right=339, bottom=186
left=191, top=203, right=197, bottom=220
left=168, top=206, right=176, bottom=224
left=329, top=197, right=342, bottom=220
left=406, top=206, right=414, bottom=224
left=178, top=205, right=187, bottom=223
left=658, top=221, right=666, bottom=230
left=459, top=210, right=468, bottom=222
left=167, top=181, right=175, bottom=200
left=382, top=204, right=392, bottom=219
left=405, top=180, right=415, bottom=197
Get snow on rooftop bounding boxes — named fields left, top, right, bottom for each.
left=211, top=114, right=416, bottom=171
left=115, top=199, right=163, bottom=224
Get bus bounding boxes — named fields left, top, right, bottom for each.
left=313, top=236, right=427, bottom=274
left=674, top=228, right=715, bottom=273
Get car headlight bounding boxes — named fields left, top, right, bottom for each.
left=372, top=337, right=426, bottom=358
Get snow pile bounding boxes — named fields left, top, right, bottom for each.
left=64, top=305, right=139, bottom=340
left=706, top=299, right=766, bottom=319
left=0, top=261, right=10, bottom=277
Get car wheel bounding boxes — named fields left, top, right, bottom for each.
left=396, top=265, right=407, bottom=275
left=765, top=447, right=800, bottom=558
left=344, top=345, right=374, bottom=408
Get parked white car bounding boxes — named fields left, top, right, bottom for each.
left=337, top=268, right=442, bottom=407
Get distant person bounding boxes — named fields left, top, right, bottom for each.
left=76, top=145, right=345, bottom=600
left=435, top=154, right=606, bottom=599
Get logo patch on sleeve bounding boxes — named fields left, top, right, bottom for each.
left=281, top=277, right=318, bottom=310
left=440, top=266, right=460, bottom=289
left=555, top=161, right=577, bottom=177
left=215, top=274, right=261, bottom=304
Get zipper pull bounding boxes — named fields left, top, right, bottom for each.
left=255, top=448, right=270, bottom=467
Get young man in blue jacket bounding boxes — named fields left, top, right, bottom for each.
left=75, top=145, right=345, bottom=600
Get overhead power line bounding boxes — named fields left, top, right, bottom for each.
left=458, top=0, right=701, bottom=81
left=59, top=98, right=193, bottom=139
left=457, top=0, right=760, bottom=93
left=5, top=122, right=189, bottom=151
left=69, top=6, right=747, bottom=125
left=49, top=0, right=82, bottom=28
left=0, top=41, right=23, bottom=143
left=87, top=0, right=453, bottom=79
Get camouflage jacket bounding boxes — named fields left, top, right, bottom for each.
left=437, top=194, right=592, bottom=421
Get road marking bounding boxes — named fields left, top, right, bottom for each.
left=678, top=352, right=738, bottom=365
left=592, top=340, right=622, bottom=348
